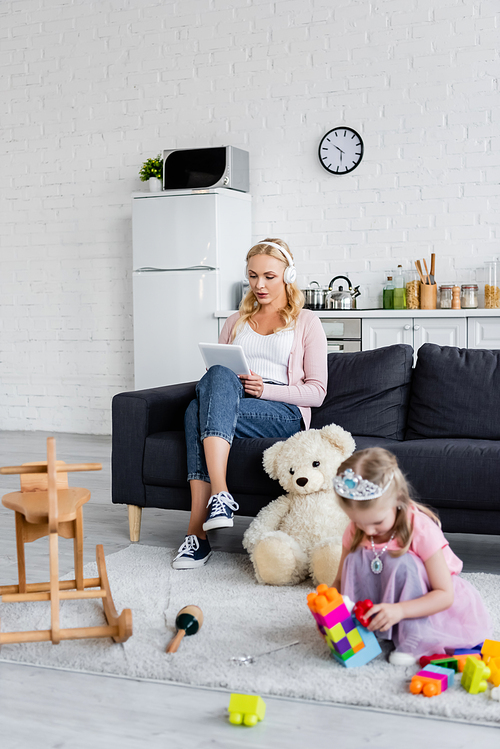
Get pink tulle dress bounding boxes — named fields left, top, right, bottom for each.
left=341, top=506, right=493, bottom=659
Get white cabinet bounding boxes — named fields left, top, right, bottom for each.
left=467, top=317, right=500, bottom=349
left=362, top=317, right=467, bottom=353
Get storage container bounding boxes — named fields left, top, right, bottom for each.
left=485, top=261, right=500, bottom=309
left=460, top=284, right=478, bottom=309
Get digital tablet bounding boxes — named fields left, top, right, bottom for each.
left=199, top=342, right=251, bottom=376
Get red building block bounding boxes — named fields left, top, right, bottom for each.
left=353, top=599, right=374, bottom=628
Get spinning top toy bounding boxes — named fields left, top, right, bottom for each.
left=166, top=605, right=204, bottom=653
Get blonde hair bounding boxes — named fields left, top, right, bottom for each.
left=335, top=447, right=441, bottom=557
left=231, top=238, right=305, bottom=341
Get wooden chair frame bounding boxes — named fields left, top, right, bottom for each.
left=0, top=437, right=132, bottom=646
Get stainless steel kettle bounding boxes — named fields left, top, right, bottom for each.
left=325, top=275, right=361, bottom=310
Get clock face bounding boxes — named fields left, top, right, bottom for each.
left=318, top=127, right=364, bottom=175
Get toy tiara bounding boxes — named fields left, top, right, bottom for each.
left=333, top=468, right=393, bottom=500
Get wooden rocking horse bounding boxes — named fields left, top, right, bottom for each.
left=0, top=437, right=132, bottom=646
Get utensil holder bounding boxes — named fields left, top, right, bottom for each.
left=420, top=283, right=437, bottom=309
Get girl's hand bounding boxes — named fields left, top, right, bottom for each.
left=239, top=371, right=264, bottom=398
left=365, top=602, right=404, bottom=632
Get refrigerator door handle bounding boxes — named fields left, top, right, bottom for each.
left=134, top=265, right=218, bottom=273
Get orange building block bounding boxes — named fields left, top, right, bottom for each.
left=487, top=657, right=500, bottom=688
left=481, top=639, right=500, bottom=665
left=410, top=674, right=442, bottom=697
left=307, top=585, right=343, bottom=617
left=455, top=653, right=481, bottom=672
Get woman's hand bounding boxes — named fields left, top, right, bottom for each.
left=365, top=602, right=404, bottom=632
left=239, top=371, right=264, bottom=398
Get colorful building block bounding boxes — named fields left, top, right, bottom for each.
left=307, top=585, right=381, bottom=668
left=228, top=694, right=266, bottom=727
left=454, top=652, right=481, bottom=672
left=410, top=672, right=443, bottom=697
left=430, top=657, right=458, bottom=673
left=419, top=653, right=449, bottom=668
left=455, top=643, right=483, bottom=655
left=418, top=654, right=459, bottom=672
left=353, top=599, right=374, bottom=628
left=421, top=664, right=455, bottom=688
left=486, top=657, right=500, bottom=688
left=481, top=639, right=500, bottom=664
left=461, top=656, right=491, bottom=694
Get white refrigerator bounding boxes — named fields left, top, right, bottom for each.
left=132, top=188, right=252, bottom=389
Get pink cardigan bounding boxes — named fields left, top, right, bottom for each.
left=219, top=309, right=328, bottom=429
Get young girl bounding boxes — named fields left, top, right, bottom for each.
left=332, top=447, right=492, bottom=665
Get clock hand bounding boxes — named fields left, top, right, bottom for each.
left=334, top=145, right=345, bottom=154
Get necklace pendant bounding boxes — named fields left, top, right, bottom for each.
left=371, top=557, right=383, bottom=574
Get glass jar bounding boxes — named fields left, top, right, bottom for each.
left=405, top=270, right=420, bottom=309
left=485, top=261, right=500, bottom=308
left=439, top=284, right=454, bottom=309
left=393, top=265, right=406, bottom=309
left=383, top=276, right=394, bottom=309
left=460, top=284, right=478, bottom=309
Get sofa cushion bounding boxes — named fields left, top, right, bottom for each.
left=143, top=431, right=400, bottom=497
left=143, top=432, right=282, bottom=497
left=310, top=344, right=413, bottom=440
left=389, top=438, right=500, bottom=513
left=406, top=344, right=500, bottom=440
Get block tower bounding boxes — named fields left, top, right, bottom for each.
left=307, top=584, right=381, bottom=668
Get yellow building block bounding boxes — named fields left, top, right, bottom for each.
left=328, top=622, right=346, bottom=641
left=228, top=694, right=266, bottom=727
left=347, top=628, right=363, bottom=649
left=461, top=656, right=491, bottom=694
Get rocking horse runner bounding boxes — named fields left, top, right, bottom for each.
left=0, top=437, right=132, bottom=646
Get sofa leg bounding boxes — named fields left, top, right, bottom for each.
left=128, top=505, right=142, bottom=543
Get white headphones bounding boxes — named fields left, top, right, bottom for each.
left=259, top=240, right=297, bottom=285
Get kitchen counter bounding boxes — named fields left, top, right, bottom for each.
left=215, top=308, right=500, bottom=319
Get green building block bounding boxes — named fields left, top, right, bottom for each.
left=228, top=694, right=266, bottom=727
left=461, top=656, right=491, bottom=694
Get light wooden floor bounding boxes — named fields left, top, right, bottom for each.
left=1, top=431, right=499, bottom=748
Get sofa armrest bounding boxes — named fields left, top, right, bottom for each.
left=111, top=382, right=197, bottom=507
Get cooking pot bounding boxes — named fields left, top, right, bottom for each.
left=302, top=280, right=328, bottom=310
left=325, top=275, right=361, bottom=310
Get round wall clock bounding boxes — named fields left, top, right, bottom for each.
left=318, top=127, right=364, bottom=175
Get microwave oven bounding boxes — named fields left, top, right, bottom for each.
left=162, top=146, right=249, bottom=192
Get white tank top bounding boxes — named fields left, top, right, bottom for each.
left=233, top=322, right=294, bottom=384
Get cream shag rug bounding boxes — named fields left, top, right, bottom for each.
left=1, top=545, right=499, bottom=726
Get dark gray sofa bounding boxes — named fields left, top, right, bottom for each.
left=112, top=343, right=500, bottom=541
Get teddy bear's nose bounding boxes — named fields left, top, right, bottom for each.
left=296, top=477, right=308, bottom=487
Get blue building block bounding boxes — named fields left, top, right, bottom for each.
left=331, top=623, right=382, bottom=668
left=421, top=663, right=455, bottom=687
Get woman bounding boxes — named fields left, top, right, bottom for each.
left=173, top=238, right=328, bottom=569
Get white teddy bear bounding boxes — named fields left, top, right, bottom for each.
left=242, top=424, right=356, bottom=587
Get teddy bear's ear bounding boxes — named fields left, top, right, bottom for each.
left=319, top=424, right=356, bottom=460
left=262, top=440, right=285, bottom=480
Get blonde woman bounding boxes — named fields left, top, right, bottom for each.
left=173, top=238, right=328, bottom=569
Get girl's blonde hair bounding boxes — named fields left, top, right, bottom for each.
left=335, top=447, right=440, bottom=557
left=231, top=238, right=305, bottom=341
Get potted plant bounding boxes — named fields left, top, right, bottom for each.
left=139, top=154, right=163, bottom=192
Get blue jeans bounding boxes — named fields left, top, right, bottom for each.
left=185, top=365, right=303, bottom=482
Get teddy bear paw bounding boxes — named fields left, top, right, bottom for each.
left=310, top=541, right=343, bottom=587
left=253, top=535, right=306, bottom=586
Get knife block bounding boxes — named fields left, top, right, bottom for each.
left=420, top=284, right=437, bottom=310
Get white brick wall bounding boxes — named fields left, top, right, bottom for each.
left=1, top=0, right=499, bottom=433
